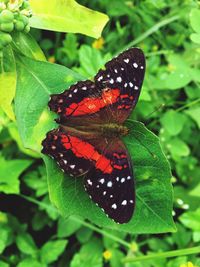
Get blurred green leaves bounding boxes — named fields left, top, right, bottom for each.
left=190, top=9, right=200, bottom=44
left=29, top=0, right=109, bottom=38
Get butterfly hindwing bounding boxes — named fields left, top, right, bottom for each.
left=84, top=139, right=135, bottom=224
left=41, top=128, right=93, bottom=176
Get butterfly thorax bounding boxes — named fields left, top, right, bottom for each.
left=100, top=123, right=129, bottom=138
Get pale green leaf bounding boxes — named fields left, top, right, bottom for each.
left=0, top=46, right=16, bottom=120
left=189, top=9, right=200, bottom=33
left=167, top=138, right=190, bottom=157
left=180, top=208, right=200, bottom=231
left=161, top=110, right=186, bottom=136
left=185, top=107, right=200, bottom=129
left=17, top=258, right=44, bottom=267
left=29, top=0, right=109, bottom=38
left=16, top=233, right=37, bottom=255
left=190, top=33, right=200, bottom=44
left=40, top=240, right=68, bottom=264
left=0, top=157, right=32, bottom=194
left=12, top=32, right=46, bottom=61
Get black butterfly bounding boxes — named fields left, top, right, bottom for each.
left=42, top=48, right=146, bottom=223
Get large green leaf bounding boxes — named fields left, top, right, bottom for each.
left=15, top=56, right=175, bottom=233
left=15, top=55, right=82, bottom=152
left=0, top=46, right=16, bottom=120
left=29, top=0, right=109, bottom=38
left=45, top=121, right=175, bottom=233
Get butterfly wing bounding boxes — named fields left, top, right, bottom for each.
left=48, top=48, right=145, bottom=125
left=94, top=47, right=145, bottom=123
left=84, top=139, right=135, bottom=224
left=42, top=127, right=109, bottom=177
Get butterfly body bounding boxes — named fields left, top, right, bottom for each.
left=42, top=48, right=146, bottom=224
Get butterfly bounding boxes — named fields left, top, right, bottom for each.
left=41, top=48, right=146, bottom=224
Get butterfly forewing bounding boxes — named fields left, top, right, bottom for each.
left=94, top=48, right=145, bottom=123
left=85, top=139, right=135, bottom=224
left=48, top=48, right=145, bottom=125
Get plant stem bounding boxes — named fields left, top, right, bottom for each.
left=118, top=15, right=180, bottom=53
left=176, top=98, right=200, bottom=112
left=123, top=246, right=200, bottom=263
left=71, top=216, right=131, bottom=249
left=20, top=194, right=131, bottom=249
left=146, top=50, right=173, bottom=57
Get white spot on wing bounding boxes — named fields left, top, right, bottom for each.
left=134, top=86, right=139, bottom=90
left=122, top=200, right=127, bottom=205
left=87, top=179, right=92, bottom=185
left=116, top=77, right=122, bottom=82
left=110, top=79, right=114, bottom=84
left=129, top=82, right=133, bottom=87
left=70, top=165, right=75, bottom=169
left=99, top=178, right=105, bottom=184
left=107, top=181, right=112, bottom=187
left=112, top=203, right=117, bottom=209
left=121, top=178, right=125, bottom=183
left=133, top=62, right=138, bottom=68
left=74, top=89, right=78, bottom=93
left=124, top=58, right=129, bottom=63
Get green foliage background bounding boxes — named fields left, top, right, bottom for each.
left=0, top=0, right=200, bottom=266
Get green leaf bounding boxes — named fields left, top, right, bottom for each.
left=110, top=249, right=124, bottom=267
left=45, top=121, right=175, bottom=233
left=161, top=110, right=186, bottom=136
left=0, top=46, right=16, bottom=120
left=15, top=56, right=174, bottom=233
left=190, top=33, right=200, bottom=44
left=57, top=216, right=81, bottom=238
left=190, top=9, right=200, bottom=33
left=0, top=225, right=12, bottom=254
left=167, top=138, right=190, bottom=158
left=16, top=233, right=37, bottom=255
left=155, top=55, right=192, bottom=90
left=76, top=45, right=110, bottom=77
left=70, top=238, right=103, bottom=267
left=8, top=122, right=39, bottom=158
left=29, top=0, right=109, bottom=39
left=76, top=227, right=93, bottom=244
left=15, top=55, right=82, bottom=152
left=17, top=258, right=45, bottom=267
left=0, top=156, right=32, bottom=194
left=185, top=107, right=200, bottom=129
left=0, top=262, right=9, bottom=267
left=179, top=208, right=200, bottom=231
left=12, top=32, right=46, bottom=61
left=40, top=240, right=68, bottom=264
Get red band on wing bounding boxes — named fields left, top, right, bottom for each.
left=65, top=89, right=120, bottom=116
left=61, top=135, right=113, bottom=174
